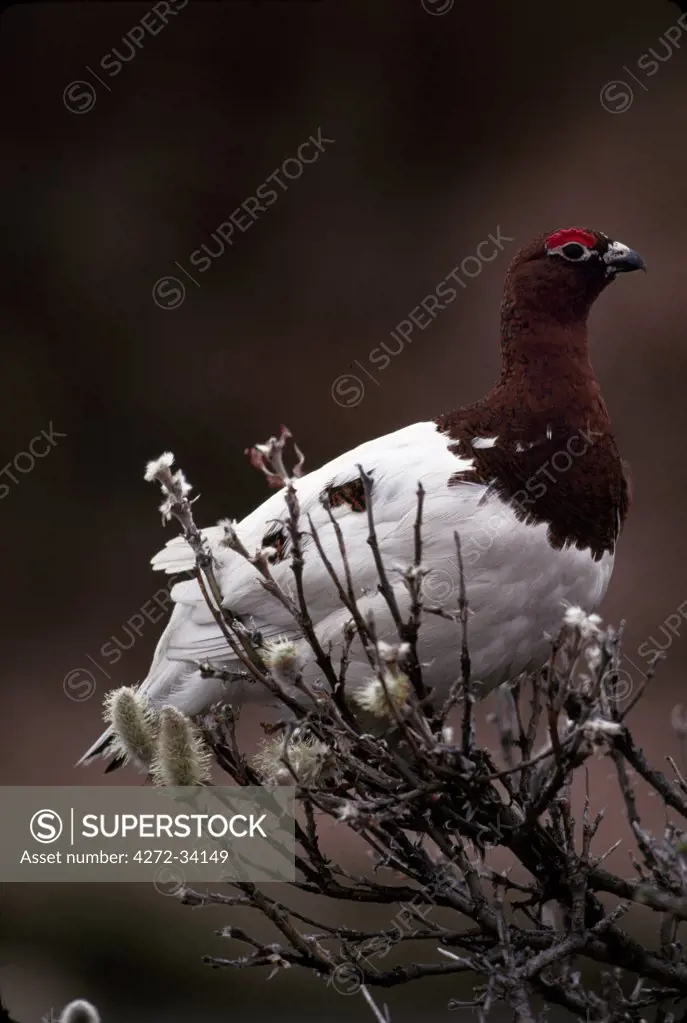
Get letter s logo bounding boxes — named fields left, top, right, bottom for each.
left=30, top=809, right=63, bottom=844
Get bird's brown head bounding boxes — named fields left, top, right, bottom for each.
left=502, top=228, right=646, bottom=330
left=438, top=228, right=642, bottom=558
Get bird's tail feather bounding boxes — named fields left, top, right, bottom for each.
left=76, top=725, right=116, bottom=768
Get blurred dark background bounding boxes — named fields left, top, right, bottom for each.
left=1, top=0, right=687, bottom=1019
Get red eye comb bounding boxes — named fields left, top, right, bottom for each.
left=545, top=228, right=597, bottom=250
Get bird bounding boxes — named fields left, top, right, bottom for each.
left=79, top=227, right=645, bottom=770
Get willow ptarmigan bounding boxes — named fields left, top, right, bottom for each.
left=80, top=228, right=645, bottom=769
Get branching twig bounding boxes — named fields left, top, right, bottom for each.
left=132, top=434, right=687, bottom=1023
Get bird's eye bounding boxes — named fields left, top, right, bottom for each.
left=560, top=242, right=586, bottom=260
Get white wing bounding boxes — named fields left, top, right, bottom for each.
left=150, top=420, right=476, bottom=663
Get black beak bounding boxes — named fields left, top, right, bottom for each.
left=603, top=242, right=647, bottom=274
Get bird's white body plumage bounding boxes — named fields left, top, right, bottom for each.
left=79, top=420, right=613, bottom=764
